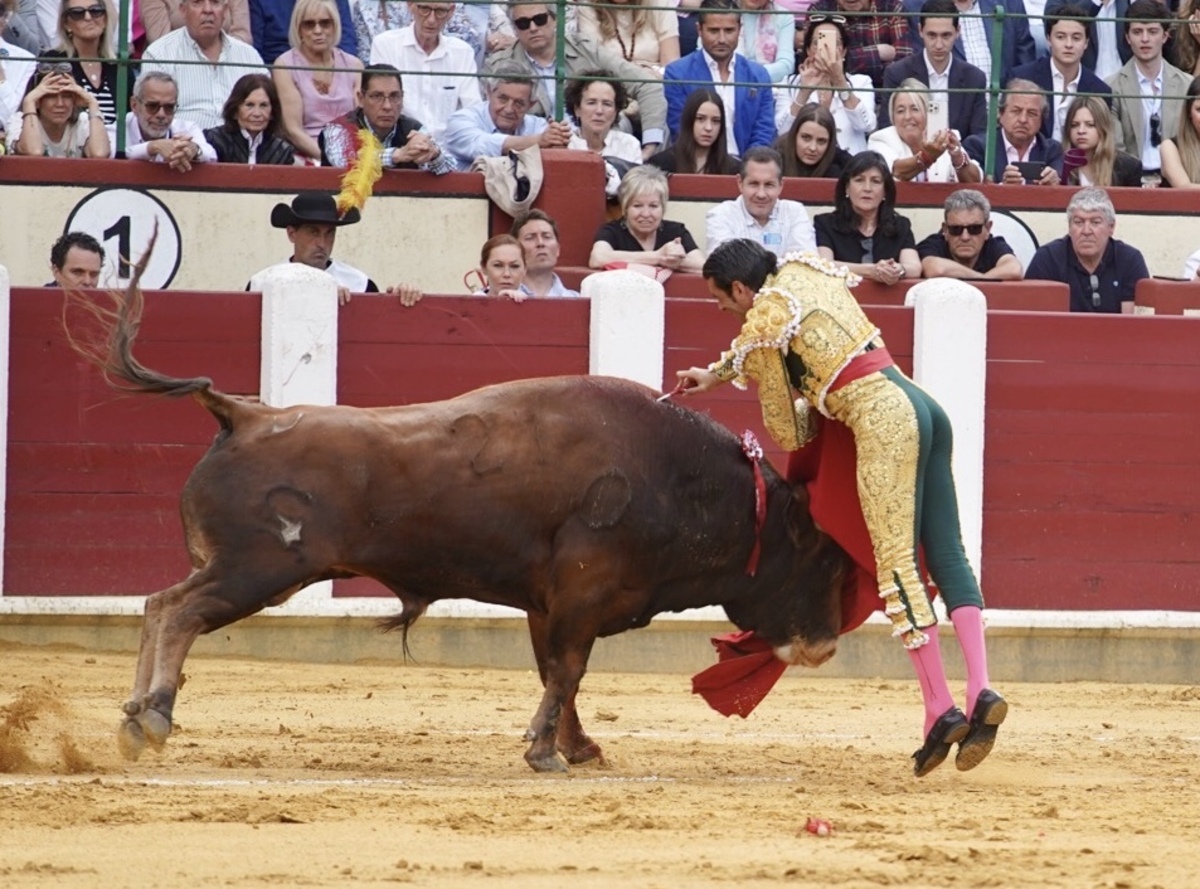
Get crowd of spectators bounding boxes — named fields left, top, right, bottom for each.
left=5, top=0, right=1200, bottom=306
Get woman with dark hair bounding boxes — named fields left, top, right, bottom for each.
left=813, top=150, right=920, bottom=284
left=775, top=14, right=874, bottom=154
left=469, top=234, right=527, bottom=301
left=564, top=70, right=642, bottom=196
left=204, top=73, right=296, bottom=165
left=41, top=0, right=132, bottom=125
left=646, top=88, right=737, bottom=175
left=775, top=103, right=852, bottom=178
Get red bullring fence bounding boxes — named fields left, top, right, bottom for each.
left=1, top=263, right=1198, bottom=630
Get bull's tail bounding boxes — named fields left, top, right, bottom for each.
left=377, top=605, right=427, bottom=664
left=63, top=228, right=239, bottom=433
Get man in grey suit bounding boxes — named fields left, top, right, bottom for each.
left=484, top=1, right=667, bottom=159
left=1105, top=0, right=1192, bottom=181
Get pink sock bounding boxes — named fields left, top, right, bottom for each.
left=950, top=605, right=990, bottom=718
left=907, top=625, right=957, bottom=735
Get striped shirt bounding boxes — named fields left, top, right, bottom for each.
left=141, top=30, right=265, bottom=130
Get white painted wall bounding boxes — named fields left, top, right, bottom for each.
left=584, top=270, right=666, bottom=391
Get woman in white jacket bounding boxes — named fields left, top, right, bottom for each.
left=868, top=79, right=981, bottom=185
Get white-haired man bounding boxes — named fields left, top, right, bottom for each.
left=108, top=71, right=215, bottom=169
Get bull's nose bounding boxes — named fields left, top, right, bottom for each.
left=774, top=637, right=838, bottom=668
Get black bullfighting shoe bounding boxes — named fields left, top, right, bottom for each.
left=955, top=689, right=1008, bottom=772
left=912, top=707, right=970, bottom=778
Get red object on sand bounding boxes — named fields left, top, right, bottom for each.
left=804, top=817, right=834, bottom=837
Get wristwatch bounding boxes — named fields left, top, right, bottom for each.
left=836, top=88, right=852, bottom=102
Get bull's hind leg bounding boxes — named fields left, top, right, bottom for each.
left=118, top=562, right=312, bottom=761
left=526, top=612, right=604, bottom=766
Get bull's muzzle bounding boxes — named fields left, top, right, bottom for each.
left=774, top=637, right=838, bottom=668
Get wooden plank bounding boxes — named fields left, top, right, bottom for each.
left=982, top=559, right=1200, bottom=610
left=7, top=443, right=205, bottom=494
left=983, top=461, right=1200, bottom=512
left=4, top=544, right=192, bottom=596
left=982, top=510, right=1195, bottom=563
left=338, top=297, right=589, bottom=347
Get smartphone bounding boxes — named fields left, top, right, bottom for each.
left=1014, top=161, right=1047, bottom=183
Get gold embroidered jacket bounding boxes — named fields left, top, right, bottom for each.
left=710, top=258, right=879, bottom=451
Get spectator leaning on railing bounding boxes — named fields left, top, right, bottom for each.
left=141, top=0, right=266, bottom=130
left=917, top=188, right=1025, bottom=280
left=203, top=72, right=296, bottom=164
left=589, top=164, right=706, bottom=274
left=871, top=77, right=983, bottom=181
left=109, top=70, right=216, bottom=168
left=272, top=0, right=363, bottom=162
left=486, top=1, right=668, bottom=159
left=7, top=62, right=109, bottom=156
left=443, top=59, right=570, bottom=170
left=319, top=63, right=454, bottom=172
left=664, top=0, right=778, bottom=156
left=1024, top=186, right=1148, bottom=313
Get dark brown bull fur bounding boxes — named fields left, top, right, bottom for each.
left=68, top=265, right=851, bottom=773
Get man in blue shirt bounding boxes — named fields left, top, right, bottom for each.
left=1025, top=187, right=1148, bottom=312
left=443, top=60, right=570, bottom=170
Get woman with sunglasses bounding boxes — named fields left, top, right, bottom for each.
left=775, top=103, right=851, bottom=177
left=8, top=64, right=109, bottom=156
left=40, top=0, right=130, bottom=126
left=646, top=88, right=737, bottom=174
left=203, top=72, right=296, bottom=164
left=1158, top=76, right=1200, bottom=189
left=813, top=150, right=920, bottom=284
left=775, top=14, right=873, bottom=154
left=1061, top=95, right=1143, bottom=188
left=273, top=0, right=361, bottom=161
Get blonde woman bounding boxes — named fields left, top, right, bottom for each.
left=41, top=0, right=129, bottom=125
left=1159, top=76, right=1200, bottom=189
left=867, top=79, right=980, bottom=184
left=272, top=0, right=362, bottom=161
left=589, top=165, right=705, bottom=273
left=575, top=0, right=679, bottom=76
left=1061, top=95, right=1142, bottom=187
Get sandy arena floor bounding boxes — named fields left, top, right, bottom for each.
left=1, top=641, right=1198, bottom=888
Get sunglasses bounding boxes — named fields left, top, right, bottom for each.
left=1088, top=273, right=1101, bottom=309
left=1150, top=111, right=1161, bottom=147
left=808, top=13, right=847, bottom=24
left=141, top=101, right=177, bottom=114
left=300, top=17, right=335, bottom=29
left=946, top=223, right=985, bottom=236
left=37, top=61, right=73, bottom=75
left=513, top=11, right=552, bottom=30
left=65, top=4, right=107, bottom=20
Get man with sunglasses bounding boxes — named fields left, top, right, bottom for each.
left=917, top=189, right=1023, bottom=280
left=368, top=2, right=481, bottom=144
left=142, top=0, right=265, bottom=129
left=1025, top=187, right=1147, bottom=313
left=484, top=2, right=667, bottom=159
left=1105, top=0, right=1191, bottom=184
left=108, top=71, right=215, bottom=169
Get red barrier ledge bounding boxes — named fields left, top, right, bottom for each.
left=1134, top=278, right=1200, bottom=315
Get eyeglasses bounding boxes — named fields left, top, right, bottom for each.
left=300, top=17, right=335, bottom=30
left=513, top=12, right=553, bottom=30
left=1088, top=273, right=1101, bottom=309
left=412, top=4, right=453, bottom=19
left=37, top=61, right=74, bottom=75
left=364, top=90, right=402, bottom=105
left=65, top=4, right=107, bottom=20
left=946, top=223, right=985, bottom=236
left=808, top=14, right=847, bottom=24
left=1150, top=112, right=1161, bottom=147
left=141, top=101, right=177, bottom=114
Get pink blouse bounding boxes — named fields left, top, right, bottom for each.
left=278, top=47, right=359, bottom=139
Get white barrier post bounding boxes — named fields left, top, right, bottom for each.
left=584, top=270, right=666, bottom=390
left=0, top=265, right=9, bottom=594
left=257, top=264, right=340, bottom=606
left=905, top=279, right=988, bottom=580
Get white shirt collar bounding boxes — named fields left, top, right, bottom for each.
left=923, top=49, right=952, bottom=79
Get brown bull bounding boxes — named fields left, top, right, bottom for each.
left=70, top=277, right=851, bottom=773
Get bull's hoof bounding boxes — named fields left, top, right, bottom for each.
left=524, top=749, right=569, bottom=774
left=562, top=741, right=605, bottom=766
left=117, top=718, right=147, bottom=761
left=138, top=708, right=172, bottom=751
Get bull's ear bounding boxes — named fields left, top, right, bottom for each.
left=784, top=484, right=821, bottom=551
